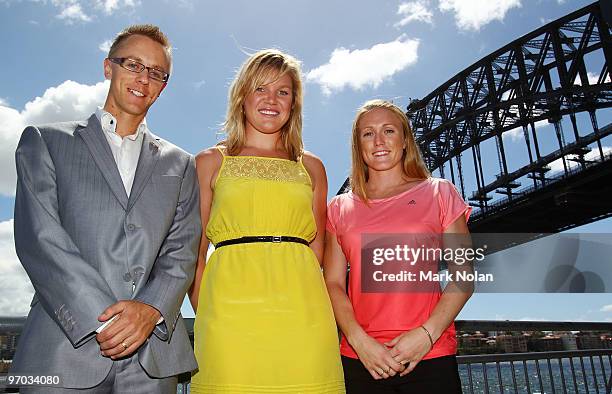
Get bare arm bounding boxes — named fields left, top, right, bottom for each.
left=302, top=152, right=328, bottom=264
left=188, top=147, right=222, bottom=311
left=323, top=231, right=404, bottom=379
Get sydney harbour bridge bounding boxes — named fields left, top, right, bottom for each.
left=340, top=0, right=612, bottom=235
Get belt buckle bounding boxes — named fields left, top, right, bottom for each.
left=272, top=236, right=282, bottom=243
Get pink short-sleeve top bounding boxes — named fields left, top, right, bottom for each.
left=326, top=177, right=471, bottom=360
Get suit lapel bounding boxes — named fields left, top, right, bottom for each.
left=77, top=114, right=129, bottom=210
left=128, top=131, right=161, bottom=212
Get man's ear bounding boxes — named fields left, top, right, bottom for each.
left=103, top=58, right=112, bottom=80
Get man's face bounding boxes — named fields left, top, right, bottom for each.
left=103, top=34, right=171, bottom=118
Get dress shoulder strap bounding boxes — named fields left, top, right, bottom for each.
left=216, top=145, right=227, bottom=156
left=297, top=152, right=313, bottom=187
left=212, top=145, right=228, bottom=189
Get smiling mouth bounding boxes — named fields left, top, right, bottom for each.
left=258, top=109, right=279, bottom=116
left=373, top=150, right=390, bottom=157
left=128, top=88, right=145, bottom=97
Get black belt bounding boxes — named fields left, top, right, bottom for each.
left=215, top=236, right=310, bottom=249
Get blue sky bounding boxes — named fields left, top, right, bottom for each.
left=0, top=0, right=610, bottom=322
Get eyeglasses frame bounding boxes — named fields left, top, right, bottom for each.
left=107, top=57, right=170, bottom=83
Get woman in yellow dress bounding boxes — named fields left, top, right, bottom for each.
left=188, top=49, right=345, bottom=393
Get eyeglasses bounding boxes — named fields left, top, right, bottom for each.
left=107, top=57, right=170, bottom=83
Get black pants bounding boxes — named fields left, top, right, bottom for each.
left=342, top=355, right=463, bottom=394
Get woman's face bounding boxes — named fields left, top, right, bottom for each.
left=358, top=107, right=406, bottom=173
left=243, top=71, right=293, bottom=136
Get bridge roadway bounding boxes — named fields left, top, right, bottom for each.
left=469, top=134, right=612, bottom=234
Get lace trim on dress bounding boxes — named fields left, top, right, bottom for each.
left=220, top=156, right=311, bottom=185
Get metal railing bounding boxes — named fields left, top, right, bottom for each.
left=458, top=350, right=612, bottom=394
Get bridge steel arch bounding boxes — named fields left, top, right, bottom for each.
left=404, top=1, right=612, bottom=233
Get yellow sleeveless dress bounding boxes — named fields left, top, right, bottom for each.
left=191, top=151, right=345, bottom=393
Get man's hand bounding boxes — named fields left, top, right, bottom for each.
left=96, top=300, right=161, bottom=359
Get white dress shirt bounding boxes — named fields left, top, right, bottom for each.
left=95, top=107, right=146, bottom=197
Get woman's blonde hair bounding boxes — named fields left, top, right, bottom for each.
left=221, top=49, right=304, bottom=161
left=350, top=99, right=430, bottom=201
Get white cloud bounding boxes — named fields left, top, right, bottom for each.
left=94, top=0, right=139, bottom=15
left=194, top=79, right=206, bottom=90
left=601, top=304, right=612, bottom=312
left=99, top=39, right=112, bottom=53
left=548, top=146, right=612, bottom=174
left=24, top=0, right=141, bottom=24
left=21, top=80, right=109, bottom=125
left=166, top=0, right=193, bottom=10
left=500, top=90, right=549, bottom=142
left=395, top=1, right=434, bottom=27
left=306, top=35, right=420, bottom=95
left=439, top=0, right=521, bottom=31
left=0, top=219, right=33, bottom=316
left=518, top=316, right=547, bottom=321
left=503, top=119, right=548, bottom=142
left=574, top=72, right=611, bottom=86
left=0, top=97, right=7, bottom=106
left=56, top=3, right=91, bottom=23
left=0, top=80, right=109, bottom=196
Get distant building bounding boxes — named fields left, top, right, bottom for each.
left=0, top=332, right=20, bottom=360
left=496, top=334, right=528, bottom=353
left=458, top=332, right=495, bottom=354
left=0, top=317, right=26, bottom=361
left=533, top=335, right=564, bottom=352
left=576, top=333, right=603, bottom=349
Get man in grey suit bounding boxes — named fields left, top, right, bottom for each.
left=11, top=24, right=201, bottom=393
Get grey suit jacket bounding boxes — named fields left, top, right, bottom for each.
left=10, top=114, right=201, bottom=388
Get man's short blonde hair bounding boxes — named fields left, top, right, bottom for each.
left=108, top=24, right=172, bottom=63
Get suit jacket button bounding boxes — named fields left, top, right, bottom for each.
left=123, top=272, right=132, bottom=282
left=127, top=224, right=136, bottom=231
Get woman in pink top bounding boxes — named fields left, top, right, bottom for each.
left=324, top=100, right=473, bottom=393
